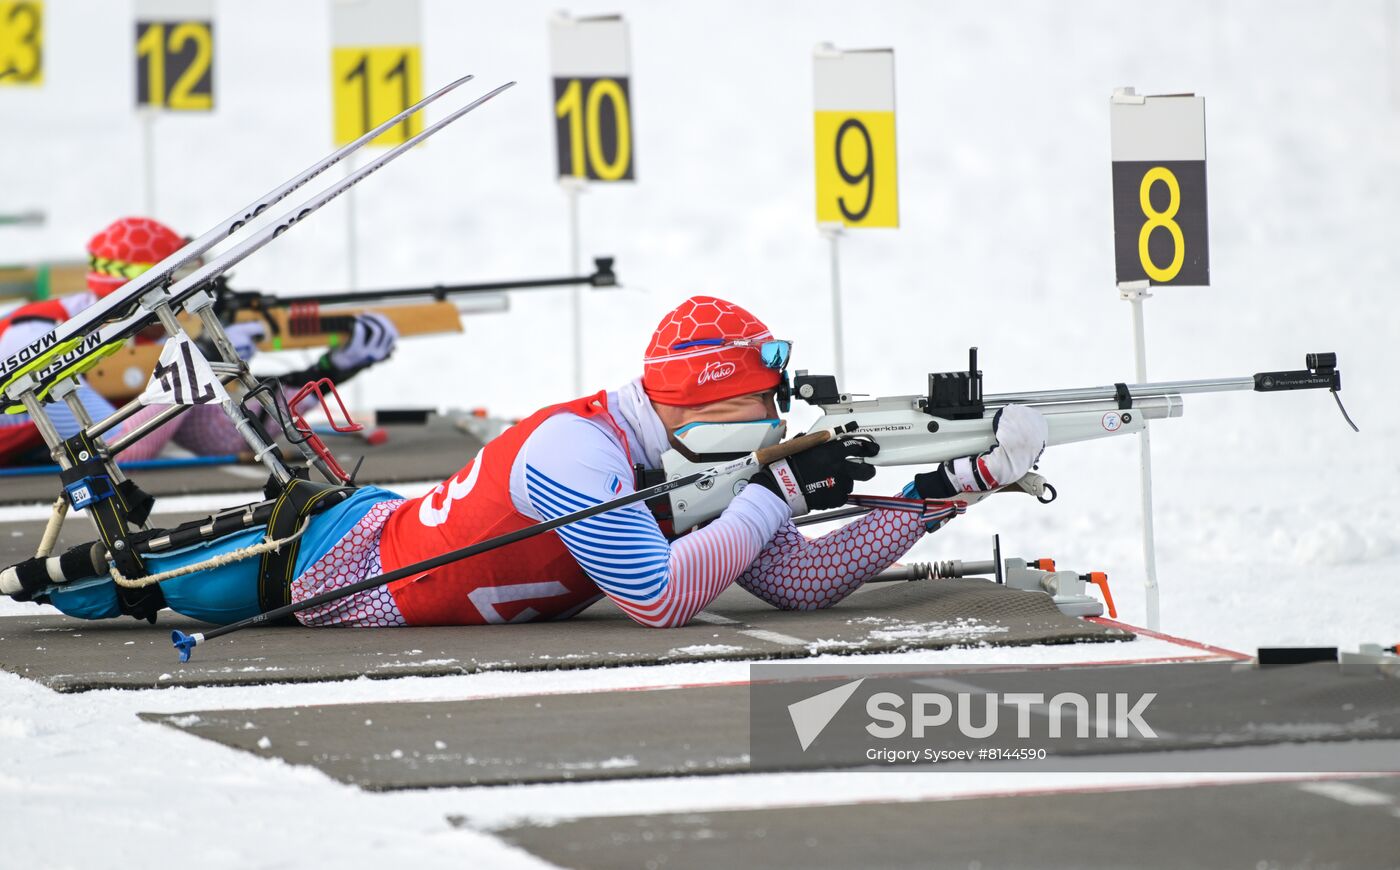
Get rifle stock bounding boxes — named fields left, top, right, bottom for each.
left=0, top=261, right=89, bottom=302
left=84, top=300, right=463, bottom=403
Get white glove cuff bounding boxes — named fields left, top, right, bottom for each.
left=946, top=455, right=999, bottom=493
left=766, top=459, right=811, bottom=516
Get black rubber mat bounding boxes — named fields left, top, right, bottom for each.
left=140, top=662, right=1400, bottom=790
left=0, top=579, right=1127, bottom=692
left=0, top=418, right=481, bottom=504
left=486, top=776, right=1400, bottom=870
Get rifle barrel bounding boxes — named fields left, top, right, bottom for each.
left=986, top=376, right=1255, bottom=407
left=251, top=256, right=616, bottom=308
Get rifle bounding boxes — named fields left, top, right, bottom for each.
left=82, top=257, right=617, bottom=402
left=661, top=348, right=1357, bottom=533
left=0, top=260, right=90, bottom=302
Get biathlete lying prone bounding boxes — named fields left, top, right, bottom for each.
left=2, top=295, right=1046, bottom=629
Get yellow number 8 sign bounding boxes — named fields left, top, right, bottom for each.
left=1112, top=160, right=1209, bottom=285
left=1110, top=93, right=1209, bottom=286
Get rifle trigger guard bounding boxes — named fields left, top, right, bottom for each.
left=1037, top=483, right=1057, bottom=504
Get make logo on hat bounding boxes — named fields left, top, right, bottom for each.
left=697, top=360, right=737, bottom=385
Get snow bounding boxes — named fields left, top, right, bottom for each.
left=2, top=0, right=1398, bottom=867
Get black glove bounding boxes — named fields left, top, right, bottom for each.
left=751, top=436, right=879, bottom=515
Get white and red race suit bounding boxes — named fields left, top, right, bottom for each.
left=294, top=379, right=952, bottom=628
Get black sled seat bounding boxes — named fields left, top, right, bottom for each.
left=0, top=416, right=484, bottom=505
left=0, top=578, right=1126, bottom=692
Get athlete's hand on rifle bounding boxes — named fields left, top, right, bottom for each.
left=223, top=321, right=266, bottom=362
left=913, top=404, right=1048, bottom=498
left=751, top=436, right=879, bottom=516
left=328, top=312, right=398, bottom=370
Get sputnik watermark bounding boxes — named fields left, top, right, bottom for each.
left=750, top=662, right=1400, bottom=774
left=786, top=678, right=1157, bottom=752
left=864, top=690, right=1158, bottom=741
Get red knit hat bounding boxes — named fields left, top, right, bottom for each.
left=86, top=217, right=185, bottom=297
left=642, top=296, right=784, bottom=407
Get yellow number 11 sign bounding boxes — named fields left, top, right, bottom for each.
left=813, top=46, right=899, bottom=228
left=330, top=0, right=421, bottom=148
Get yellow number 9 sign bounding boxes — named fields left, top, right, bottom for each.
left=0, top=0, right=43, bottom=86
left=813, top=47, right=899, bottom=229
left=814, top=111, right=897, bottom=226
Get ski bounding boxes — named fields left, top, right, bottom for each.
left=1, top=80, right=515, bottom=411
left=0, top=72, right=477, bottom=397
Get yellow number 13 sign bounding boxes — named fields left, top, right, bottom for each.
left=813, top=47, right=899, bottom=228
left=0, top=1, right=43, bottom=86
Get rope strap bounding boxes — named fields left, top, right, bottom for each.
left=35, top=496, right=68, bottom=559
left=108, top=518, right=310, bottom=589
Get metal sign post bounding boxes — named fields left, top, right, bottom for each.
left=1109, top=86, right=1210, bottom=630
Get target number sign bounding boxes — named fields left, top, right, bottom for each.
left=0, top=1, right=42, bottom=86
left=331, top=0, right=422, bottom=147
left=550, top=15, right=634, bottom=182
left=1110, top=93, right=1209, bottom=286
left=134, top=5, right=214, bottom=112
left=332, top=46, right=422, bottom=146
left=813, top=47, right=899, bottom=228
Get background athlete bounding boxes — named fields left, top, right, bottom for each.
left=0, top=216, right=398, bottom=466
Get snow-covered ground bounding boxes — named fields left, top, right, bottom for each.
left=2, top=1, right=1398, bottom=867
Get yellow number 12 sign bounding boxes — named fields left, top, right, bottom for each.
left=813, top=46, right=899, bottom=228
left=330, top=0, right=422, bottom=148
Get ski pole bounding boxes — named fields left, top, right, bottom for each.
left=0, top=73, right=477, bottom=394
left=10, top=81, right=519, bottom=411
left=170, top=426, right=851, bottom=661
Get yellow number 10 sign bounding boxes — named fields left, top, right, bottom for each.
left=813, top=47, right=899, bottom=228
left=549, top=14, right=635, bottom=182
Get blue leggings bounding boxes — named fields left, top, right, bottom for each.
left=47, top=486, right=400, bottom=624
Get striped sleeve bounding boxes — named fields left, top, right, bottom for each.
left=517, top=414, right=789, bottom=628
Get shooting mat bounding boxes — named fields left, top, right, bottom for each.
left=0, top=578, right=1126, bottom=692
left=485, top=775, right=1400, bottom=870
left=141, top=661, right=1400, bottom=790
